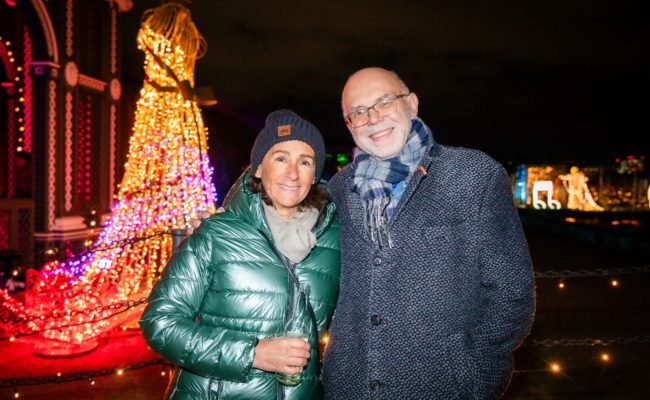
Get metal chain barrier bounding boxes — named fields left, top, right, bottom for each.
left=75, top=231, right=172, bottom=256
left=528, top=335, right=650, bottom=347
left=0, top=298, right=148, bottom=341
left=0, top=358, right=171, bottom=388
left=534, top=265, right=650, bottom=279
left=3, top=335, right=650, bottom=388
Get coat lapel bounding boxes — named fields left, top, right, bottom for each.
left=388, top=141, right=438, bottom=225
left=345, top=179, right=367, bottom=237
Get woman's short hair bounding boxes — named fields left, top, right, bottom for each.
left=247, top=175, right=329, bottom=211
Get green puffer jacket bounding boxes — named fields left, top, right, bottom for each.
left=140, top=171, right=341, bottom=399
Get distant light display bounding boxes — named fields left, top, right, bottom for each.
left=515, top=165, right=612, bottom=211
left=616, top=155, right=644, bottom=175
left=532, top=181, right=561, bottom=210
left=559, top=166, right=603, bottom=211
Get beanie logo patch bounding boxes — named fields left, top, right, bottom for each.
left=277, top=124, right=292, bottom=137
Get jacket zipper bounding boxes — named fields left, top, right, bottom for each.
left=208, top=377, right=222, bottom=399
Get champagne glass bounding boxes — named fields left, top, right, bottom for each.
left=277, top=283, right=311, bottom=386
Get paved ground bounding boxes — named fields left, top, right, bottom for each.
left=1, top=222, right=649, bottom=399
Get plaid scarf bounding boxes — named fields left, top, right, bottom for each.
left=351, top=118, right=431, bottom=248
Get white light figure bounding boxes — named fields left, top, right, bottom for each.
left=532, top=181, right=562, bottom=210
left=559, top=166, right=604, bottom=211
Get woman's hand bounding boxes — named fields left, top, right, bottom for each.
left=252, top=337, right=311, bottom=374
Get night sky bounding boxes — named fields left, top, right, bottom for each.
left=121, top=1, right=649, bottom=165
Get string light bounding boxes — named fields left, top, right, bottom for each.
left=0, top=35, right=27, bottom=155
left=611, top=279, right=619, bottom=287
left=76, top=95, right=93, bottom=208
left=1, top=358, right=171, bottom=390
left=558, top=281, right=565, bottom=289
left=600, top=352, right=611, bottom=363
left=0, top=17, right=216, bottom=349
left=20, top=27, right=32, bottom=153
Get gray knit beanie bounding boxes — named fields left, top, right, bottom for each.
left=250, top=109, right=326, bottom=180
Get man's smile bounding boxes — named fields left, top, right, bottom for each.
left=368, top=127, right=393, bottom=141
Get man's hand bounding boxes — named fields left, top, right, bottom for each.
left=252, top=337, right=311, bottom=374
left=187, top=210, right=214, bottom=235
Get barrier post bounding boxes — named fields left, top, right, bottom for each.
left=171, top=229, right=189, bottom=253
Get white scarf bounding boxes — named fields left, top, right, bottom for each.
left=263, top=203, right=319, bottom=263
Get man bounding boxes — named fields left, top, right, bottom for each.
left=321, top=67, right=535, bottom=399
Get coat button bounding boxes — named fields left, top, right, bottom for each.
left=370, top=314, right=382, bottom=326
left=373, top=257, right=382, bottom=265
left=370, top=380, right=381, bottom=390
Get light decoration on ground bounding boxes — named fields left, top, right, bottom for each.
left=557, top=278, right=624, bottom=291
left=549, top=362, right=561, bottom=373
left=559, top=166, right=603, bottom=211
left=0, top=2, right=216, bottom=353
left=532, top=180, right=561, bottom=210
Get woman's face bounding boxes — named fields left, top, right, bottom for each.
left=255, top=140, right=316, bottom=219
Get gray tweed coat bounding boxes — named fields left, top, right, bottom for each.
left=322, top=137, right=535, bottom=400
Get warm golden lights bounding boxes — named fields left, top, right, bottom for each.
left=0, top=9, right=216, bottom=348
left=550, top=362, right=561, bottom=373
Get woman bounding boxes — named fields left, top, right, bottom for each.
left=140, top=109, right=341, bottom=399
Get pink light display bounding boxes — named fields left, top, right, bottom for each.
left=0, top=5, right=216, bottom=354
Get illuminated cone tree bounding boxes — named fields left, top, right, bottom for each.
left=0, top=1, right=216, bottom=353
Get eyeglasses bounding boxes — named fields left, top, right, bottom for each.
left=344, top=93, right=410, bottom=128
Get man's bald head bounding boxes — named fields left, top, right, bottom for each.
left=342, top=67, right=409, bottom=115
left=340, top=67, right=419, bottom=160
